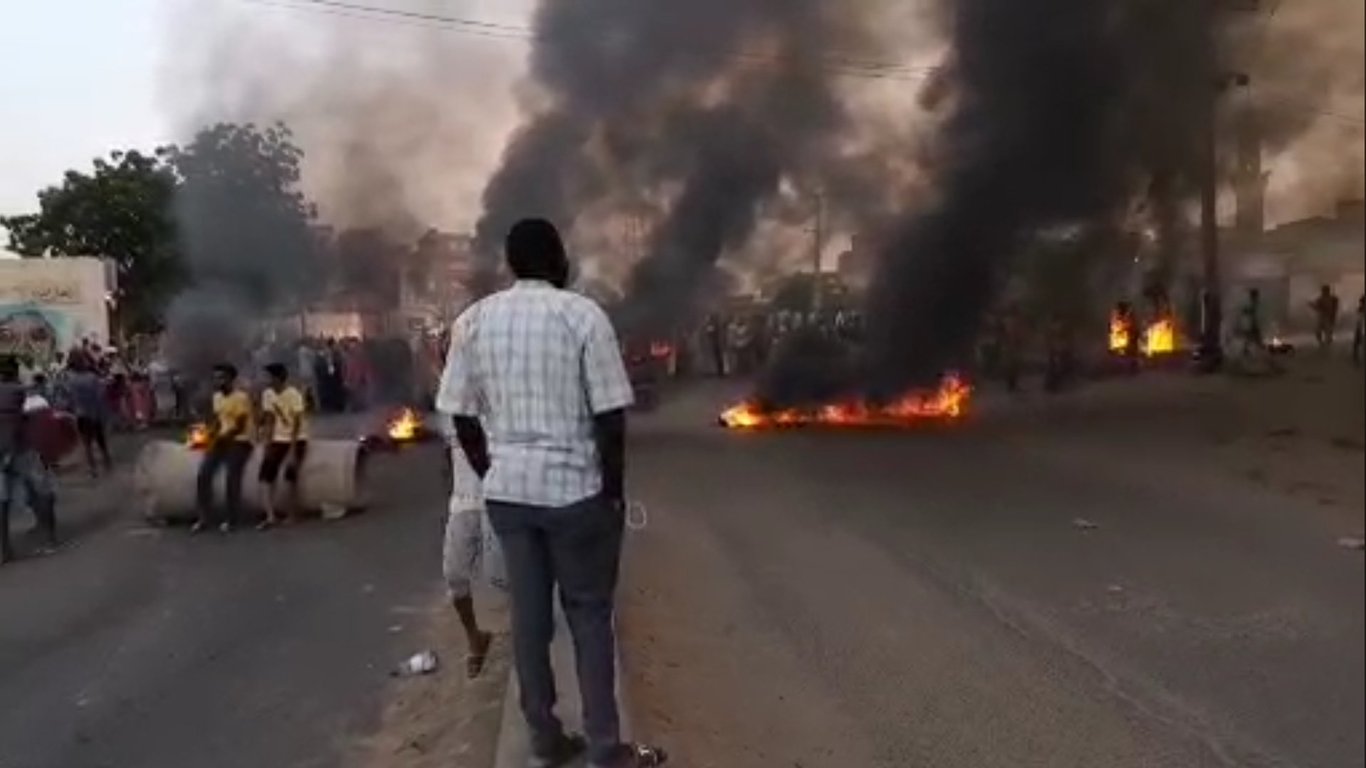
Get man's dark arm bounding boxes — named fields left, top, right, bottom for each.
left=593, top=408, right=627, bottom=504
left=451, top=415, right=490, bottom=479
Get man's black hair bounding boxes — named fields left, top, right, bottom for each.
left=265, top=363, right=288, bottom=381
left=214, top=363, right=238, bottom=379
left=505, top=218, right=567, bottom=282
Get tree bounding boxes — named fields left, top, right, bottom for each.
left=1, top=150, right=183, bottom=334
left=164, top=122, right=320, bottom=311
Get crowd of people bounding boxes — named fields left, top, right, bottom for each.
left=1, top=341, right=140, bottom=564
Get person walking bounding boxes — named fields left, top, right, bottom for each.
left=65, top=356, right=113, bottom=478
left=441, top=432, right=499, bottom=678
left=1310, top=284, right=1341, bottom=351
left=1, top=355, right=59, bottom=564
left=437, top=219, right=666, bottom=768
left=194, top=363, right=255, bottom=534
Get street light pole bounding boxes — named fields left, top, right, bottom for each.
left=812, top=188, right=825, bottom=313
left=1196, top=0, right=1259, bottom=372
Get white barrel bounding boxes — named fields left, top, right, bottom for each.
left=133, top=439, right=369, bottom=522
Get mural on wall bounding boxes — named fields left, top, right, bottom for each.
left=0, top=303, right=77, bottom=366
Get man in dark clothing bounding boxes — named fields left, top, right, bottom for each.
left=438, top=220, right=667, bottom=768
left=1237, top=288, right=1266, bottom=360
left=65, top=357, right=113, bottom=477
left=1310, top=284, right=1341, bottom=350
left=705, top=315, right=727, bottom=378
left=1, top=355, right=58, bottom=563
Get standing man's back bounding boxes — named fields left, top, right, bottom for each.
left=438, top=219, right=665, bottom=768
left=453, top=283, right=630, bottom=506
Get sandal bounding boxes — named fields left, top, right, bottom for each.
left=595, top=744, right=669, bottom=768
left=617, top=743, right=669, bottom=765
left=466, top=631, right=493, bottom=679
left=531, top=733, right=586, bottom=768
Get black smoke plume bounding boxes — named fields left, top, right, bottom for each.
left=854, top=0, right=1222, bottom=397
left=468, top=0, right=1360, bottom=405
left=474, top=0, right=864, bottom=333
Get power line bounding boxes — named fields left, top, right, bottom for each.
left=239, top=0, right=1366, bottom=124
left=241, top=0, right=938, bottom=81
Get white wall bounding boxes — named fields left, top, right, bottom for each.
left=0, top=257, right=110, bottom=356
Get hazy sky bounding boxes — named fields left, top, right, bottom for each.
left=0, top=0, right=533, bottom=226
left=0, top=0, right=173, bottom=218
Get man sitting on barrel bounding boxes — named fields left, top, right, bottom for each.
left=257, top=363, right=308, bottom=529
left=194, top=363, right=254, bottom=534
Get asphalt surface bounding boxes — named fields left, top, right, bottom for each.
left=0, top=422, right=463, bottom=768
left=619, top=374, right=1364, bottom=768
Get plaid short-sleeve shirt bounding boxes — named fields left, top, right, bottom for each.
left=436, top=280, right=634, bottom=507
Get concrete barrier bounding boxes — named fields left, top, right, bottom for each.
left=132, top=439, right=369, bottom=523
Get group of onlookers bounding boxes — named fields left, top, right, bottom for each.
left=1, top=343, right=136, bottom=564
left=259, top=334, right=444, bottom=415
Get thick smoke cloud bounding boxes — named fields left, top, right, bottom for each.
left=170, top=0, right=1359, bottom=401
left=854, top=0, right=1224, bottom=395
left=162, top=0, right=527, bottom=369
left=473, top=0, right=872, bottom=332
left=477, top=0, right=1230, bottom=398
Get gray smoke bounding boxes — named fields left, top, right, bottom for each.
left=163, top=122, right=319, bottom=375
left=162, top=0, right=530, bottom=376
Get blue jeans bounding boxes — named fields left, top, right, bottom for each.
left=1, top=450, right=57, bottom=558
left=196, top=441, right=253, bottom=526
left=487, top=494, right=625, bottom=765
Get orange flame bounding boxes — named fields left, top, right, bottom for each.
left=185, top=423, right=211, bottom=450
left=1140, top=317, right=1176, bottom=357
left=720, top=373, right=972, bottom=430
left=1109, top=312, right=1131, bottom=353
left=387, top=408, right=422, bottom=442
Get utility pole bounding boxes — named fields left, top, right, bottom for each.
left=1196, top=0, right=1255, bottom=372
left=811, top=188, right=825, bottom=313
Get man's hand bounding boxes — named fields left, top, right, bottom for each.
left=452, top=416, right=491, bottom=479
left=592, top=408, right=626, bottom=508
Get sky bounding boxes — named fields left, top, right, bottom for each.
left=0, top=0, right=533, bottom=237
left=0, top=0, right=173, bottom=219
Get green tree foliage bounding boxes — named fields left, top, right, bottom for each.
left=1, top=122, right=322, bottom=335
left=0, top=150, right=183, bottom=334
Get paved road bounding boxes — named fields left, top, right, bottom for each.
left=619, top=378, right=1365, bottom=768
left=0, top=428, right=482, bottom=768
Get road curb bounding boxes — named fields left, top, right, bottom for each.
left=493, top=602, right=633, bottom=768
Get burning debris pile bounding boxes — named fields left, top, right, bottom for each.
left=1109, top=309, right=1179, bottom=359
left=385, top=407, right=424, bottom=443
left=720, top=373, right=971, bottom=430
left=360, top=406, right=431, bottom=451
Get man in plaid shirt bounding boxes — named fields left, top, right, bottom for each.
left=437, top=219, right=666, bottom=768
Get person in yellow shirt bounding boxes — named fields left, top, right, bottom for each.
left=257, top=363, right=309, bottom=529
left=195, top=363, right=255, bottom=533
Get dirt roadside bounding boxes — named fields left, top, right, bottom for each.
left=346, top=596, right=510, bottom=768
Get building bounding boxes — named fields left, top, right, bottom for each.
left=0, top=256, right=111, bottom=364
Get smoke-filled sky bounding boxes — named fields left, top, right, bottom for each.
left=0, top=0, right=1359, bottom=233
left=156, top=0, right=1360, bottom=239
